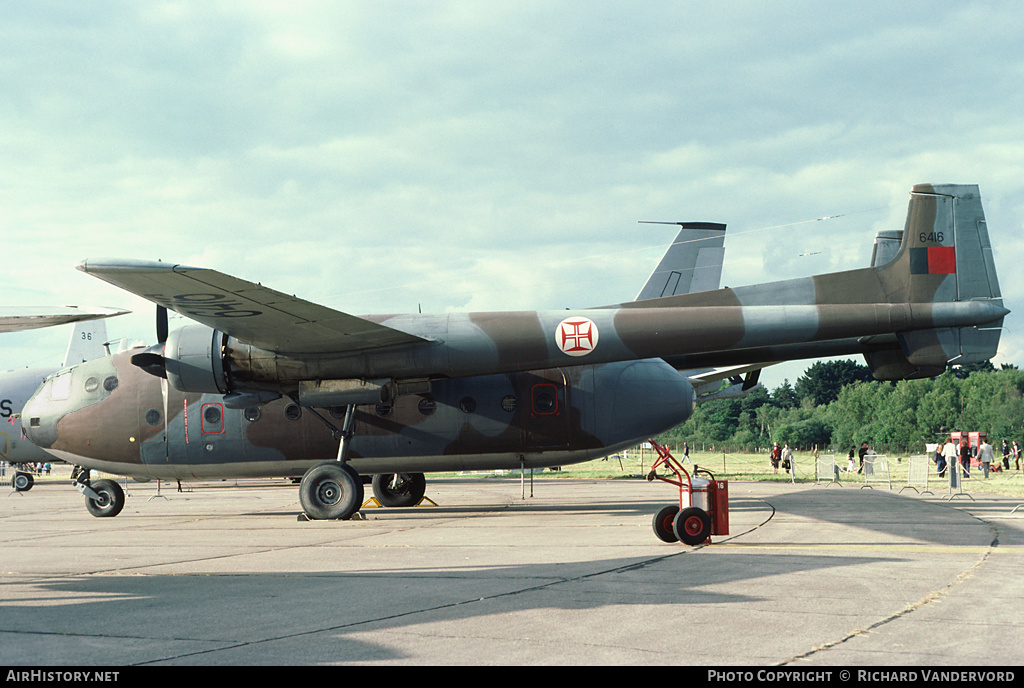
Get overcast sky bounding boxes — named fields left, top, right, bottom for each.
left=3, top=1, right=1023, bottom=389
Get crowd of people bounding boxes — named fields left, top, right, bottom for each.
left=934, top=437, right=1020, bottom=480
left=766, top=435, right=1022, bottom=482
left=0, top=460, right=52, bottom=477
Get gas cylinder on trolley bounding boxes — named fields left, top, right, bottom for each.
left=648, top=442, right=730, bottom=545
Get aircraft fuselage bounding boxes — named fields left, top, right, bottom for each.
left=24, top=349, right=695, bottom=481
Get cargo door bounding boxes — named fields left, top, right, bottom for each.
left=521, top=369, right=570, bottom=449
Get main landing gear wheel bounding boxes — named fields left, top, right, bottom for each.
left=11, top=472, right=34, bottom=492
left=672, top=506, right=712, bottom=546
left=299, top=462, right=363, bottom=520
left=85, top=479, right=125, bottom=518
left=652, top=505, right=680, bottom=543
left=371, top=472, right=426, bottom=507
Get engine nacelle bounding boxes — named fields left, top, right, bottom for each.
left=164, top=324, right=230, bottom=395
left=863, top=347, right=945, bottom=381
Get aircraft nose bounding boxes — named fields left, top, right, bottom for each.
left=605, top=360, right=695, bottom=441
left=21, top=383, right=60, bottom=449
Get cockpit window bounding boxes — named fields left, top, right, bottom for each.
left=84, top=377, right=99, bottom=393
left=49, top=372, right=72, bottom=401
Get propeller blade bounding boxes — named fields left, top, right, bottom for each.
left=156, top=305, right=168, bottom=344
left=130, top=344, right=167, bottom=379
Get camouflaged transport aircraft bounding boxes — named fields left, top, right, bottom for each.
left=22, top=184, right=1007, bottom=524
left=20, top=220, right=743, bottom=516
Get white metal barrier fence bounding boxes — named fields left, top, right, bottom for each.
left=861, top=454, right=891, bottom=489
left=815, top=455, right=840, bottom=486
left=900, top=454, right=933, bottom=495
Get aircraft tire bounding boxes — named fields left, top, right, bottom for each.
left=371, top=472, right=426, bottom=507
left=652, top=505, right=679, bottom=543
left=85, top=479, right=125, bottom=518
left=299, top=462, right=363, bottom=520
left=673, top=506, right=712, bottom=546
left=12, top=472, right=34, bottom=492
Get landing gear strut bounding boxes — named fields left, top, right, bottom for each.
left=298, top=404, right=364, bottom=520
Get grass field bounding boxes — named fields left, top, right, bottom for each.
left=524, top=448, right=1024, bottom=499
left=14, top=450, right=1024, bottom=500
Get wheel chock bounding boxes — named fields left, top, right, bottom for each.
left=298, top=511, right=367, bottom=521
left=360, top=496, right=439, bottom=508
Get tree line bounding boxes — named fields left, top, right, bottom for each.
left=659, top=359, right=1024, bottom=455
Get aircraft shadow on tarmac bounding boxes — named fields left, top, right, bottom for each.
left=1, top=548, right=906, bottom=666
left=5, top=480, right=1000, bottom=664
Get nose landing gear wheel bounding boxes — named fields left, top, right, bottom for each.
left=673, top=506, right=712, bottom=545
left=85, top=479, right=125, bottom=518
left=11, top=472, right=34, bottom=492
left=299, top=462, right=363, bottom=520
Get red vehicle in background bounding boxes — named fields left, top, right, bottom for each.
left=950, top=431, right=986, bottom=468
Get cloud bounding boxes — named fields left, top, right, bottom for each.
left=2, top=1, right=1023, bottom=387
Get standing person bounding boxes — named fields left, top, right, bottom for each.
left=959, top=439, right=972, bottom=479
left=847, top=446, right=857, bottom=472
left=1001, top=440, right=1011, bottom=471
left=770, top=443, right=781, bottom=474
left=978, top=438, right=995, bottom=479
left=1013, top=441, right=1021, bottom=471
left=682, top=442, right=691, bottom=465
left=857, top=442, right=868, bottom=474
left=940, top=438, right=957, bottom=478
left=781, top=443, right=793, bottom=473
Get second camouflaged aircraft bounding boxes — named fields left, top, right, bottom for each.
left=23, top=184, right=1007, bottom=524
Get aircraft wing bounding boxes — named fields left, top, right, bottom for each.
left=635, top=222, right=726, bottom=300
left=0, top=306, right=128, bottom=334
left=77, top=260, right=430, bottom=355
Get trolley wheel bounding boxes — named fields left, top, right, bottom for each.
left=673, top=506, right=712, bottom=546
left=652, top=505, right=680, bottom=543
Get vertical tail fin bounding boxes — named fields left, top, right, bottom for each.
left=635, top=222, right=726, bottom=300
left=63, top=319, right=109, bottom=368
left=871, top=184, right=1004, bottom=375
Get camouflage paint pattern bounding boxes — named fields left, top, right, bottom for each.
left=24, top=349, right=693, bottom=480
